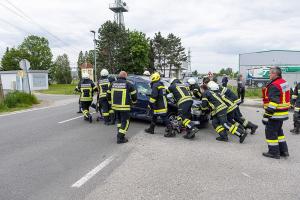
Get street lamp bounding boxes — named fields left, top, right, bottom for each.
left=90, top=30, right=97, bottom=82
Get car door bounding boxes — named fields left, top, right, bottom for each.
left=131, top=81, right=151, bottom=118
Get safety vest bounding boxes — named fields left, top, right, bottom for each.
left=169, top=83, right=193, bottom=106
left=262, top=78, right=290, bottom=120
left=149, top=81, right=168, bottom=115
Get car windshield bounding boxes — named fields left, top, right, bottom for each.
left=136, top=81, right=151, bottom=96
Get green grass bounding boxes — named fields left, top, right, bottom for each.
left=0, top=91, right=39, bottom=113
left=38, top=84, right=77, bottom=95
left=227, top=85, right=262, bottom=98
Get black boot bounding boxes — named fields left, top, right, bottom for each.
left=216, top=131, right=228, bottom=142
left=109, top=113, right=115, bottom=125
left=280, top=152, right=290, bottom=157
left=183, top=127, right=198, bottom=139
left=247, top=121, right=258, bottom=135
left=145, top=123, right=155, bottom=134
left=88, top=114, right=93, bottom=123
left=117, top=133, right=128, bottom=144
left=239, top=127, right=248, bottom=143
left=262, top=152, right=280, bottom=159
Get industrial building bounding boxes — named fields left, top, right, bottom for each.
left=239, top=50, right=300, bottom=88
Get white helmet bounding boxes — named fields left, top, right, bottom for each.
left=188, top=78, right=196, bottom=85
left=143, top=70, right=150, bottom=76
left=100, top=69, right=109, bottom=77
left=82, top=72, right=89, bottom=79
left=207, top=81, right=219, bottom=91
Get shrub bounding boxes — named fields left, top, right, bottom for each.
left=3, top=91, right=39, bottom=108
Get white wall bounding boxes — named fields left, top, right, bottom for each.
left=0, top=73, right=17, bottom=90
left=28, top=73, right=48, bottom=90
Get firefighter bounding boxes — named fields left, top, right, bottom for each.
left=209, top=81, right=258, bottom=135
left=107, top=71, right=137, bottom=144
left=108, top=75, right=117, bottom=125
left=98, top=69, right=111, bottom=125
left=200, top=84, right=248, bottom=143
left=290, top=82, right=300, bottom=134
left=75, top=72, right=97, bottom=123
left=145, top=72, right=173, bottom=137
left=187, top=78, right=201, bottom=99
left=262, top=66, right=290, bottom=159
left=168, top=78, right=198, bottom=139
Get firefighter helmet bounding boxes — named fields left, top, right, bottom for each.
left=100, top=69, right=109, bottom=77
left=207, top=81, right=219, bottom=91
left=150, top=72, right=160, bottom=82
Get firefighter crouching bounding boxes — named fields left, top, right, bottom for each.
left=107, top=71, right=137, bottom=144
left=199, top=84, right=248, bottom=143
left=98, top=69, right=112, bottom=125
left=290, top=82, right=300, bottom=134
left=209, top=81, right=258, bottom=135
left=187, top=78, right=201, bottom=99
left=168, top=78, right=199, bottom=139
left=145, top=72, right=173, bottom=137
left=75, top=72, right=97, bottom=123
left=262, top=66, right=290, bottom=159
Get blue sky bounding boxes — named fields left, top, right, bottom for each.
left=1, top=0, right=300, bottom=73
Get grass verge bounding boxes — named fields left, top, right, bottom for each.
left=227, top=85, right=262, bottom=98
left=38, top=84, right=77, bottom=95
left=0, top=91, right=39, bottom=113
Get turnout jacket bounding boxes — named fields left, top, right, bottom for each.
left=149, top=81, right=168, bottom=115
left=262, top=77, right=290, bottom=120
left=168, top=80, right=193, bottom=106
left=200, top=90, right=228, bottom=116
left=189, top=84, right=202, bottom=99
left=218, top=86, right=240, bottom=113
left=107, top=77, right=137, bottom=111
left=76, top=78, right=97, bottom=102
left=98, top=77, right=111, bottom=99
left=292, top=82, right=300, bottom=112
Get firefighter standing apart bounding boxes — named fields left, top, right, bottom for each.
left=107, top=71, right=137, bottom=144
left=145, top=73, right=173, bottom=137
left=291, top=82, right=300, bottom=134
left=98, top=69, right=112, bottom=125
left=262, top=66, right=290, bottom=159
left=168, top=78, right=199, bottom=139
left=75, top=72, right=97, bottom=123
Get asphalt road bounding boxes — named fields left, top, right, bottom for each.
left=1, top=94, right=300, bottom=200
left=0, top=94, right=146, bottom=200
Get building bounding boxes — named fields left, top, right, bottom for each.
left=80, top=62, right=94, bottom=81
left=0, top=70, right=48, bottom=91
left=239, top=50, right=300, bottom=87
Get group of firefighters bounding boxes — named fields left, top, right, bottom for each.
left=75, top=66, right=297, bottom=159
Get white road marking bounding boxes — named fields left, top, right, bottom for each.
left=242, top=172, right=251, bottom=178
left=58, top=112, right=96, bottom=124
left=0, top=106, right=53, bottom=117
left=71, top=155, right=115, bottom=188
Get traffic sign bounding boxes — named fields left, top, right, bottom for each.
left=19, top=59, right=31, bottom=71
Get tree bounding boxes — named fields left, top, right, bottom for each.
left=152, top=32, right=167, bottom=74
left=19, top=35, right=53, bottom=70
left=52, top=54, right=72, bottom=84
left=166, top=33, right=187, bottom=78
left=119, top=31, right=150, bottom=74
left=97, top=21, right=128, bottom=74
left=192, top=70, right=198, bottom=76
left=77, top=51, right=84, bottom=79
left=0, top=47, right=25, bottom=71
left=148, top=40, right=155, bottom=72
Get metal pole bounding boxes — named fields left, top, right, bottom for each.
left=91, top=30, right=97, bottom=82
left=0, top=74, right=4, bottom=102
left=25, top=62, right=31, bottom=95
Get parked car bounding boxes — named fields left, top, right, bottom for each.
left=127, top=76, right=209, bottom=128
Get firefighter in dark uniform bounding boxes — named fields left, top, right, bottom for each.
left=108, top=76, right=117, bottom=124
left=97, top=69, right=111, bottom=125
left=187, top=78, right=201, bottom=99
left=291, top=82, right=300, bottom=134
left=107, top=71, right=137, bottom=144
left=145, top=73, right=173, bottom=137
left=168, top=78, right=198, bottom=139
left=200, top=84, right=248, bottom=143
left=75, top=72, right=97, bottom=123
left=210, top=82, right=258, bottom=134
left=262, top=66, right=290, bottom=159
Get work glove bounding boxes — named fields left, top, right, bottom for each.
left=262, top=117, right=268, bottom=125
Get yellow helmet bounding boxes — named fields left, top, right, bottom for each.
left=150, top=72, right=160, bottom=82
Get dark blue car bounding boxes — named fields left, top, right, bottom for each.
left=127, top=76, right=209, bottom=128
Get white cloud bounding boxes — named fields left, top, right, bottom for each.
left=1, top=0, right=300, bottom=72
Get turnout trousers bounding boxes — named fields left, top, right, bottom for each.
left=115, top=111, right=130, bottom=136
left=99, top=97, right=110, bottom=122
left=178, top=100, right=194, bottom=129
left=81, top=101, right=92, bottom=118
left=265, top=119, right=288, bottom=155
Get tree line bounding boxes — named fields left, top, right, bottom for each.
left=0, top=35, right=72, bottom=84
left=77, top=21, right=187, bottom=79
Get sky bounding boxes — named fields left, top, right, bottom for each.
left=1, top=0, right=300, bottom=73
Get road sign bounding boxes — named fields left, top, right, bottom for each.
left=19, top=59, right=31, bottom=71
